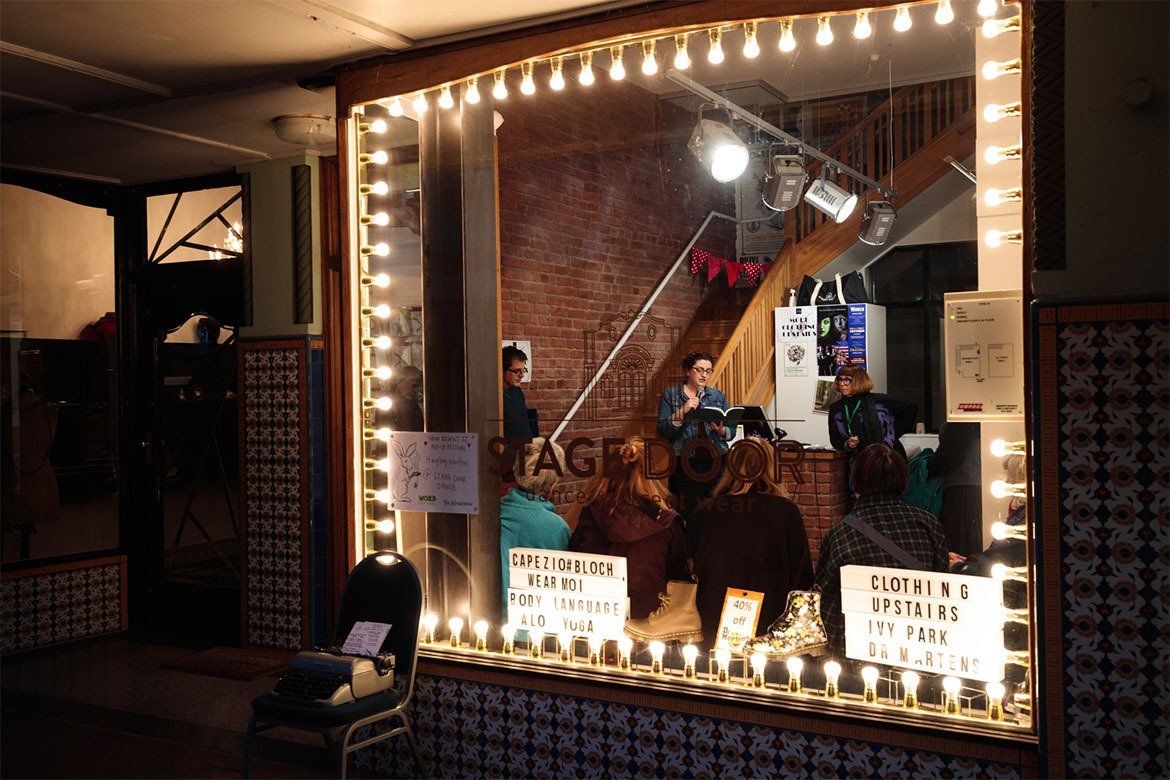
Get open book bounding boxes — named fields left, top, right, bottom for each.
left=685, top=405, right=748, bottom=431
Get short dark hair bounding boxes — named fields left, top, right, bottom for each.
left=502, top=345, right=528, bottom=369
left=851, top=443, right=908, bottom=497
left=835, top=365, right=874, bottom=393
left=681, top=351, right=715, bottom=372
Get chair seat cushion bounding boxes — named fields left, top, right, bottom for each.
left=251, top=688, right=403, bottom=728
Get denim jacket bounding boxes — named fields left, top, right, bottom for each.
left=656, top=384, right=733, bottom=456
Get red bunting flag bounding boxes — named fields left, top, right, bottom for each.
left=690, top=247, right=770, bottom=287
left=724, top=260, right=742, bottom=287
left=706, top=255, right=724, bottom=283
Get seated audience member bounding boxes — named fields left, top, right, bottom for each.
left=499, top=438, right=570, bottom=611
left=386, top=364, right=424, bottom=432
left=689, top=438, right=813, bottom=646
left=570, top=437, right=687, bottom=619
left=815, top=444, right=949, bottom=651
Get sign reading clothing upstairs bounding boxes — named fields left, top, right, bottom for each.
left=507, top=548, right=627, bottom=637
left=842, top=565, right=1005, bottom=683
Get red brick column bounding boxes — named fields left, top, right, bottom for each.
left=782, top=450, right=850, bottom=569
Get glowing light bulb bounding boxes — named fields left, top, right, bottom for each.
left=786, top=656, right=804, bottom=693
left=446, top=616, right=463, bottom=647
left=438, top=86, right=454, bottom=109
left=549, top=58, right=565, bottom=91
left=371, top=335, right=391, bottom=350
left=641, top=40, right=658, bottom=75
left=984, top=143, right=1022, bottom=165
left=364, top=118, right=387, bottom=134
left=360, top=150, right=388, bottom=165
left=742, top=22, right=760, bottom=58
left=990, top=479, right=1011, bottom=497
left=367, top=396, right=392, bottom=411
left=422, top=613, right=438, bottom=642
left=984, top=187, right=1022, bottom=207
left=500, top=624, right=516, bottom=654
left=779, top=20, right=796, bottom=53
left=529, top=629, right=545, bottom=658
left=983, top=58, right=1022, bottom=80
left=707, top=29, right=725, bottom=64
left=986, top=681, right=1006, bottom=721
left=991, top=521, right=1011, bottom=541
left=978, top=0, right=999, bottom=17
left=649, top=640, right=666, bottom=673
left=371, top=427, right=391, bottom=441
left=609, top=47, right=625, bottom=80
left=983, top=15, right=1021, bottom=39
left=588, top=635, right=604, bottom=666
left=361, top=242, right=390, bottom=257
left=893, top=6, right=912, bottom=32
left=983, top=101, right=1022, bottom=123
left=464, top=78, right=480, bottom=104
left=816, top=16, right=833, bottom=46
left=902, top=670, right=920, bottom=708
left=943, top=676, right=962, bottom=714
left=492, top=70, right=508, bottom=100
left=854, top=11, right=872, bottom=39
left=673, top=34, right=691, bottom=69
left=361, top=181, right=389, bottom=196
left=991, top=562, right=1009, bottom=582
left=473, top=620, right=489, bottom=650
left=370, top=487, right=392, bottom=503
left=935, top=0, right=954, bottom=25
left=387, top=98, right=404, bottom=117
left=824, top=661, right=842, bottom=697
left=862, top=665, right=880, bottom=703
left=750, top=652, right=767, bottom=687
left=520, top=62, right=536, bottom=96
left=985, top=229, right=1023, bottom=249
left=373, top=518, right=394, bottom=534
left=361, top=211, right=390, bottom=226
left=714, top=647, right=731, bottom=682
left=557, top=631, right=573, bottom=661
left=369, top=304, right=391, bottom=319
left=681, top=644, right=699, bottom=677
left=617, top=637, right=633, bottom=669
left=412, top=93, right=428, bottom=113
left=579, top=52, right=595, bottom=86
left=366, top=273, right=390, bottom=288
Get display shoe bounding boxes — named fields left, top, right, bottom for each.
left=624, top=580, right=703, bottom=644
left=745, top=589, right=829, bottom=657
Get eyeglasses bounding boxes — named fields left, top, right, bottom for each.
left=506, top=367, right=528, bottom=376
left=690, top=367, right=714, bottom=376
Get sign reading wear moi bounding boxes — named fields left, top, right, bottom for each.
left=507, top=548, right=627, bottom=637
left=841, top=565, right=1005, bottom=682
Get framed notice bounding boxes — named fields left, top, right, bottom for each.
left=506, top=548, right=628, bottom=637
left=715, top=589, right=764, bottom=651
left=385, top=432, right=478, bottom=513
left=840, top=565, right=1005, bottom=682
left=943, top=290, right=1024, bottom=421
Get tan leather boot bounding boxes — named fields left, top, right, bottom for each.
left=623, top=580, right=703, bottom=643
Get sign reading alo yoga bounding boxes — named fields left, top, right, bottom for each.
left=841, top=565, right=1005, bottom=683
left=507, top=548, right=628, bottom=637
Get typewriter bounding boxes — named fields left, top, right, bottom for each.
left=272, top=650, right=396, bottom=707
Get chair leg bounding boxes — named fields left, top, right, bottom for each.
left=243, top=716, right=257, bottom=780
left=337, top=725, right=355, bottom=780
left=400, top=713, right=426, bottom=780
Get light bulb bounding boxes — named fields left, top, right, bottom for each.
left=474, top=620, right=489, bottom=650
left=609, top=47, right=625, bottom=80
left=557, top=631, right=573, bottom=661
left=368, top=396, right=392, bottom=411
left=364, top=458, right=389, bottom=474
left=549, top=59, right=565, bottom=91
left=447, top=616, right=463, bottom=647
left=983, top=101, right=1022, bottom=123
left=978, top=0, right=999, bottom=17
left=983, top=15, right=1021, bottom=39
left=361, top=181, right=389, bottom=196
left=587, top=635, right=603, bottom=666
left=371, top=335, right=391, bottom=350
left=786, top=656, right=804, bottom=693
left=983, top=58, right=1022, bottom=80
left=861, top=665, right=880, bottom=703
left=370, top=304, right=391, bottom=319
left=985, top=229, right=1023, bottom=249
left=438, top=86, right=454, bottom=110
left=370, top=487, right=392, bottom=503
left=641, top=40, right=658, bottom=75
left=750, top=652, right=767, bottom=687
left=824, top=661, right=842, bottom=697
left=361, top=242, right=390, bottom=257
left=529, top=629, right=545, bottom=657
left=707, top=29, right=725, bottom=64
left=902, top=670, right=920, bottom=708
left=364, top=118, right=388, bottom=134
left=990, top=478, right=1011, bottom=497
left=361, top=211, right=390, bottom=226
left=520, top=62, right=536, bottom=95
left=742, top=22, right=760, bottom=58
left=682, top=644, right=699, bottom=677
left=579, top=52, right=595, bottom=85
left=984, top=143, right=1022, bottom=165
left=986, top=681, right=1006, bottom=721
left=984, top=187, right=1022, bottom=207
left=371, top=427, right=391, bottom=441
left=373, top=518, right=394, bottom=534
left=673, top=34, right=691, bottom=69
left=387, top=98, right=404, bottom=118
left=501, top=623, right=516, bottom=654
left=992, top=437, right=1024, bottom=457
left=422, top=613, right=439, bottom=642
left=943, top=676, right=962, bottom=714
left=854, top=11, right=872, bottom=39
left=412, top=92, right=428, bottom=113
left=991, top=521, right=1010, bottom=541
left=617, top=636, right=633, bottom=669
left=779, top=20, right=796, bottom=53
left=714, top=647, right=731, bottom=682
left=368, top=273, right=390, bottom=288
left=893, top=6, right=912, bottom=32
left=649, top=640, right=666, bottom=673
left=935, top=0, right=955, bottom=25
left=464, top=78, right=480, bottom=104
left=991, top=562, right=1009, bottom=581
left=816, top=16, right=833, bottom=46
left=492, top=70, right=508, bottom=100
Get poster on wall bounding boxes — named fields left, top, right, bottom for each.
left=507, top=548, right=628, bottom=636
left=943, top=290, right=1024, bottom=421
left=736, top=148, right=786, bottom=260
left=841, top=565, right=1006, bottom=682
left=385, top=431, right=478, bottom=513
left=502, top=339, right=532, bottom=382
left=776, top=307, right=817, bottom=378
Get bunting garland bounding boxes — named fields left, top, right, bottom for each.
left=689, top=248, right=769, bottom=288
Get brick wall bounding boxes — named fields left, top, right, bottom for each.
left=782, top=450, right=850, bottom=567
left=498, top=80, right=736, bottom=514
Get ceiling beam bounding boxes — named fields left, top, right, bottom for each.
left=1, top=161, right=122, bottom=184
left=1, top=91, right=271, bottom=159
left=0, top=40, right=172, bottom=97
left=270, top=0, right=413, bottom=51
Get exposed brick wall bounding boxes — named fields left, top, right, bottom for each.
left=498, top=80, right=736, bottom=514
left=782, top=450, right=850, bottom=568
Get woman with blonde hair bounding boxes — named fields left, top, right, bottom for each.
left=688, top=437, right=813, bottom=646
left=570, top=437, right=688, bottom=621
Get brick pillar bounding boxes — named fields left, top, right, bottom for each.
left=783, top=450, right=850, bottom=568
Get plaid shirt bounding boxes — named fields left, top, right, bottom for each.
left=814, top=495, right=948, bottom=650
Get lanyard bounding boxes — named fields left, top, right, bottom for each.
left=843, top=400, right=862, bottom=435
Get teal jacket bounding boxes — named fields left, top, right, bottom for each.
left=500, top=488, right=571, bottom=612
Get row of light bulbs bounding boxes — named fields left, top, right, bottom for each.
left=419, top=614, right=1013, bottom=722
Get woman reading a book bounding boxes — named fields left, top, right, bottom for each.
left=656, top=351, right=734, bottom=537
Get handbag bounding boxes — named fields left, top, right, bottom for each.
left=796, top=271, right=871, bottom=306
left=745, top=588, right=829, bottom=657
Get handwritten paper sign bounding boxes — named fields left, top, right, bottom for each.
left=715, top=588, right=764, bottom=650
left=386, top=432, right=478, bottom=514
left=341, top=621, right=392, bottom=657
left=841, top=565, right=1005, bottom=682
left=507, top=548, right=627, bottom=637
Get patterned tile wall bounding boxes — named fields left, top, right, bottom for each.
left=0, top=559, right=125, bottom=654
left=1037, top=302, right=1168, bottom=778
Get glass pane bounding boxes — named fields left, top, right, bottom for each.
left=872, top=248, right=925, bottom=303
left=884, top=306, right=927, bottom=426
left=928, top=242, right=979, bottom=302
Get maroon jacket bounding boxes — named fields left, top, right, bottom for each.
left=570, top=499, right=688, bottom=619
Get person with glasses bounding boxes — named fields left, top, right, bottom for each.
left=656, top=351, right=733, bottom=536
left=502, top=345, right=533, bottom=440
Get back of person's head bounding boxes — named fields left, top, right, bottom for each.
left=835, top=365, right=875, bottom=393
left=712, top=437, right=790, bottom=499
left=851, top=443, right=908, bottom=497
left=515, top=438, right=564, bottom=498
left=502, top=345, right=528, bottom=369
left=1001, top=453, right=1026, bottom=485
left=587, top=436, right=670, bottom=510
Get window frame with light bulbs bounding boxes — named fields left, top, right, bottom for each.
left=329, top=0, right=1042, bottom=746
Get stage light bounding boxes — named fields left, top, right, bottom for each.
left=858, top=200, right=897, bottom=245
left=689, top=114, right=749, bottom=182
left=762, top=152, right=807, bottom=212
left=804, top=174, right=858, bottom=223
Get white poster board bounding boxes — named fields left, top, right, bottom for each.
left=943, top=290, right=1024, bottom=421
left=507, top=548, right=627, bottom=637
left=841, top=565, right=1005, bottom=682
left=385, top=432, right=478, bottom=513
left=502, top=339, right=532, bottom=382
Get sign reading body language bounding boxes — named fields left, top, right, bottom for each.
left=715, top=589, right=764, bottom=650
left=507, top=548, right=628, bottom=636
left=841, top=565, right=1005, bottom=682
left=386, top=432, right=478, bottom=513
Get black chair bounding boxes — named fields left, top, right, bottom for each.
left=244, top=552, right=426, bottom=779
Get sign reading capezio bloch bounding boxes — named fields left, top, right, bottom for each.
left=841, top=565, right=1006, bottom=683
left=507, top=548, right=627, bottom=637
